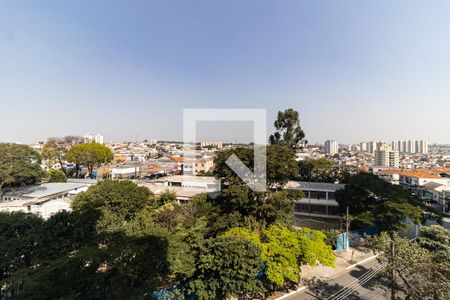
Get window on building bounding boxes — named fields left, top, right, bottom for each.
left=309, top=204, right=327, bottom=214
left=309, top=191, right=327, bottom=200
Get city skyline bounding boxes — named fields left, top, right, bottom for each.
left=1, top=1, right=450, bottom=144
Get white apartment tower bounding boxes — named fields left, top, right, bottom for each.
left=324, top=140, right=339, bottom=155
left=84, top=133, right=104, bottom=145
left=374, top=143, right=399, bottom=168
left=389, top=139, right=428, bottom=154
left=359, top=142, right=368, bottom=152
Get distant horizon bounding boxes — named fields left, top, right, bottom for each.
left=3, top=135, right=448, bottom=147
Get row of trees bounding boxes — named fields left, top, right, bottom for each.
left=0, top=111, right=336, bottom=299
left=43, top=138, right=114, bottom=178
left=2, top=108, right=447, bottom=298
left=0, top=177, right=335, bottom=299
left=0, top=140, right=114, bottom=190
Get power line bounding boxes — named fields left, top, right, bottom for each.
left=325, top=237, right=418, bottom=300
left=326, top=260, right=387, bottom=300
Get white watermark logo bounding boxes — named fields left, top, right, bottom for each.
left=183, top=109, right=267, bottom=192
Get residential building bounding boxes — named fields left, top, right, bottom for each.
left=84, top=133, right=104, bottom=144
left=324, top=140, right=338, bottom=155
left=285, top=181, right=346, bottom=229
left=138, top=175, right=220, bottom=202
left=200, top=141, right=223, bottom=149
left=194, top=156, right=214, bottom=175
left=390, top=139, right=428, bottom=154
left=374, top=143, right=399, bottom=168
left=377, top=168, right=450, bottom=212
left=0, top=182, right=92, bottom=219
left=359, top=142, right=368, bottom=152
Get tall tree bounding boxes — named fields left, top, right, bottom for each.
left=412, top=225, right=450, bottom=299
left=269, top=108, right=305, bottom=148
left=66, top=143, right=114, bottom=177
left=214, top=145, right=298, bottom=189
left=0, top=143, right=43, bottom=190
left=42, top=136, right=83, bottom=175
left=368, top=232, right=432, bottom=300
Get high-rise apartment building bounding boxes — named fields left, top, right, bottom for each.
left=199, top=141, right=223, bottom=149
left=389, top=139, right=428, bottom=154
left=356, top=139, right=428, bottom=155
left=359, top=142, right=368, bottom=152
left=324, top=140, right=339, bottom=155
left=374, top=143, right=399, bottom=168
left=84, top=133, right=104, bottom=145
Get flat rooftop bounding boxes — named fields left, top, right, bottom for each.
left=285, top=181, right=346, bottom=192
left=149, top=175, right=220, bottom=184
left=0, top=197, right=72, bottom=208
left=3, top=182, right=89, bottom=199
left=380, top=169, right=444, bottom=179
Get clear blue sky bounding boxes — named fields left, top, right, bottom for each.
left=1, top=1, right=449, bottom=144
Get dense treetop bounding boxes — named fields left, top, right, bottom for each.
left=67, top=143, right=114, bottom=177
left=336, top=172, right=440, bottom=231
left=0, top=143, right=43, bottom=189
left=269, top=108, right=305, bottom=148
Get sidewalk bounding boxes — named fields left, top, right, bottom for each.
left=301, top=247, right=375, bottom=281
left=273, top=248, right=376, bottom=299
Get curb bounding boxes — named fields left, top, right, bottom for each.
left=345, top=254, right=378, bottom=270
left=275, top=286, right=306, bottom=300
left=275, top=254, right=378, bottom=299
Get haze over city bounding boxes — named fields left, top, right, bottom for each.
left=1, top=0, right=450, bottom=144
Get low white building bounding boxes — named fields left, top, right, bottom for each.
left=137, top=175, right=220, bottom=202
left=0, top=182, right=92, bottom=219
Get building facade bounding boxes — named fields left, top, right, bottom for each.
left=84, top=133, right=104, bottom=144
left=374, top=143, right=399, bottom=168
left=285, top=181, right=345, bottom=229
left=324, top=140, right=339, bottom=155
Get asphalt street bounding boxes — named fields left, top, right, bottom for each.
left=281, top=258, right=390, bottom=300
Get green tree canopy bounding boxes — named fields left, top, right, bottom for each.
left=72, top=180, right=155, bottom=224
left=214, top=145, right=298, bottom=189
left=66, top=143, right=114, bottom=177
left=413, top=225, right=450, bottom=299
left=0, top=181, right=178, bottom=299
left=186, top=235, right=264, bottom=299
left=46, top=169, right=67, bottom=183
left=224, top=225, right=335, bottom=288
left=336, top=172, right=427, bottom=231
left=42, top=136, right=83, bottom=175
left=0, top=143, right=43, bottom=189
left=269, top=108, right=305, bottom=148
left=368, top=229, right=450, bottom=300
left=298, top=158, right=342, bottom=183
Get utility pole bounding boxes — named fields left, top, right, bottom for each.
left=346, top=206, right=350, bottom=250
left=443, top=190, right=447, bottom=214
left=390, top=238, right=396, bottom=300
